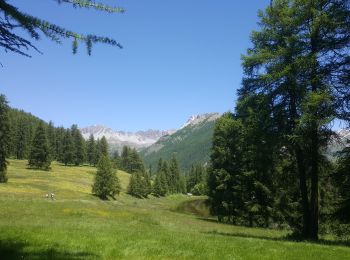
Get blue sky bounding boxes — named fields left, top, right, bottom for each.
left=1, top=0, right=270, bottom=131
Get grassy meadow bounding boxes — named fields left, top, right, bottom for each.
left=0, top=160, right=349, bottom=259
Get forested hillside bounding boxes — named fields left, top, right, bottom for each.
left=5, top=107, right=107, bottom=168
left=140, top=114, right=219, bottom=172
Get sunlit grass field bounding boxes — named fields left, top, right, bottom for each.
left=0, top=160, right=349, bottom=259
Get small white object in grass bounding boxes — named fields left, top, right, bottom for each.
left=187, top=193, right=193, bottom=196
left=45, top=194, right=49, bottom=198
left=50, top=193, right=55, bottom=200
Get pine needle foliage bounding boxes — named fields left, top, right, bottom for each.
left=92, top=155, right=121, bottom=200
left=0, top=0, right=124, bottom=57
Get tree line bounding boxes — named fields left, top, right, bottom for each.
left=0, top=97, right=111, bottom=174
left=207, top=0, right=349, bottom=241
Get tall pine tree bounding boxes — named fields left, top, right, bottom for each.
left=28, top=122, right=51, bottom=170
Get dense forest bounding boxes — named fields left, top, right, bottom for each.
left=5, top=106, right=108, bottom=169
left=207, top=0, right=350, bottom=241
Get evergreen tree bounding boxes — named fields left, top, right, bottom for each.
left=47, top=121, right=57, bottom=160
left=168, top=155, right=181, bottom=194
left=121, top=145, right=131, bottom=172
left=87, top=134, right=97, bottom=166
left=141, top=171, right=152, bottom=197
left=162, top=161, right=170, bottom=190
left=55, top=127, right=66, bottom=162
left=61, top=129, right=75, bottom=166
left=0, top=94, right=10, bottom=183
left=71, top=124, right=85, bottom=166
left=0, top=1, right=124, bottom=57
left=112, top=150, right=121, bottom=169
left=130, top=148, right=145, bottom=173
left=187, top=164, right=206, bottom=193
left=98, top=136, right=109, bottom=159
left=207, top=113, right=245, bottom=223
left=127, top=172, right=143, bottom=198
left=153, top=170, right=168, bottom=197
left=28, top=122, right=51, bottom=170
left=239, top=0, right=350, bottom=239
left=15, top=119, right=27, bottom=159
left=92, top=155, right=121, bottom=200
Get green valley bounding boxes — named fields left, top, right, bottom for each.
left=0, top=160, right=349, bottom=259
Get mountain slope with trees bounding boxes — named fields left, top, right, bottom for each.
left=140, top=113, right=220, bottom=172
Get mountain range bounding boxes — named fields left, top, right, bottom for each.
left=140, top=113, right=220, bottom=172
left=80, top=125, right=176, bottom=152
left=80, top=113, right=220, bottom=151
left=81, top=113, right=221, bottom=171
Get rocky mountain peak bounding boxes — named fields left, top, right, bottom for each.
left=181, top=113, right=221, bottom=129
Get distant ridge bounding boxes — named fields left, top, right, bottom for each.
left=80, top=125, right=176, bottom=152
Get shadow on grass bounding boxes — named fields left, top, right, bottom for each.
left=199, top=217, right=350, bottom=248
left=0, top=239, right=96, bottom=259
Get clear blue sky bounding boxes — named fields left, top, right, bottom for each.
left=1, top=0, right=270, bottom=131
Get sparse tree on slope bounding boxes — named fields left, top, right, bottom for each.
left=28, top=122, right=51, bottom=170
left=0, top=94, right=10, bottom=183
left=92, top=155, right=121, bottom=200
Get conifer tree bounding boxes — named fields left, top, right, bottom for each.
left=47, top=121, right=57, bottom=160
left=207, top=113, right=245, bottom=223
left=130, top=148, right=145, bottom=173
left=61, top=129, right=75, bottom=166
left=153, top=158, right=169, bottom=197
left=0, top=94, right=10, bottom=183
left=92, top=155, right=121, bottom=200
left=0, top=0, right=124, bottom=57
left=153, top=170, right=168, bottom=197
left=87, top=134, right=97, bottom=166
left=162, top=161, right=170, bottom=189
left=187, top=164, right=207, bottom=193
left=168, top=155, right=181, bottom=194
left=127, top=172, right=143, bottom=198
left=121, top=145, right=131, bottom=172
left=112, top=150, right=121, bottom=169
left=55, top=127, right=66, bottom=162
left=239, top=0, right=350, bottom=239
left=71, top=124, right=85, bottom=165
left=98, top=136, right=109, bottom=159
left=28, top=122, right=51, bottom=170
left=15, top=119, right=27, bottom=159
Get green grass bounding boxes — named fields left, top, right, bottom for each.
left=0, top=160, right=349, bottom=259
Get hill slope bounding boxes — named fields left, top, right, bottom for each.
left=140, top=113, right=220, bottom=172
